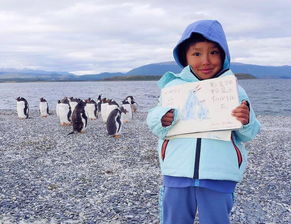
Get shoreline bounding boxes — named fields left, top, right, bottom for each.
left=0, top=110, right=290, bottom=223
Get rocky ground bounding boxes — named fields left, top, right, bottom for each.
left=0, top=110, right=290, bottom=224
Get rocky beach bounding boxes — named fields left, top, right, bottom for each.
left=0, top=109, right=290, bottom=224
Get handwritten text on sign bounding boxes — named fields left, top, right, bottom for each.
left=161, top=74, right=242, bottom=137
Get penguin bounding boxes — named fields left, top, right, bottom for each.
left=125, top=96, right=138, bottom=112
left=16, top=97, right=29, bottom=119
left=58, top=97, right=72, bottom=126
left=96, top=94, right=102, bottom=117
left=84, top=98, right=97, bottom=120
left=39, top=97, right=50, bottom=117
left=121, top=99, right=132, bottom=123
left=68, top=100, right=88, bottom=134
left=106, top=107, right=126, bottom=138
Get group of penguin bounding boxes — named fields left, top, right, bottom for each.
left=16, top=95, right=138, bottom=138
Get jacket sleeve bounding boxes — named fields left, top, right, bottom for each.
left=146, top=97, right=178, bottom=139
left=234, top=86, right=261, bottom=142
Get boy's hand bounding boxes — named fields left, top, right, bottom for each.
left=161, top=109, right=175, bottom=127
left=232, top=101, right=250, bottom=125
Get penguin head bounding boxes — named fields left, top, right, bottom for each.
left=122, top=99, right=130, bottom=104
left=77, top=100, right=86, bottom=108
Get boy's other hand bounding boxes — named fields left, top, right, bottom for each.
left=161, top=109, right=175, bottom=127
left=232, top=101, right=250, bottom=125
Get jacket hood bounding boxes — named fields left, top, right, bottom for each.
left=173, top=20, right=230, bottom=70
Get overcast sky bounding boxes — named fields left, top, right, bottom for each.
left=0, top=0, right=290, bottom=75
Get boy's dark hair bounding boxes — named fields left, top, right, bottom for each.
left=178, top=33, right=225, bottom=67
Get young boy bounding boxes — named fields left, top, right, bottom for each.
left=146, top=20, right=261, bottom=224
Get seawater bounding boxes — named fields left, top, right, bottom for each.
left=0, top=79, right=290, bottom=116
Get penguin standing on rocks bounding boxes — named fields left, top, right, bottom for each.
left=125, top=96, right=138, bottom=112
left=121, top=99, right=132, bottom=123
left=58, top=97, right=71, bottom=126
left=68, top=100, right=88, bottom=134
left=84, top=98, right=97, bottom=120
left=39, top=97, right=50, bottom=117
left=96, top=94, right=102, bottom=118
left=106, top=107, right=126, bottom=138
left=16, top=97, right=29, bottom=119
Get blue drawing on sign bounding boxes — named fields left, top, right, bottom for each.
left=181, top=88, right=208, bottom=120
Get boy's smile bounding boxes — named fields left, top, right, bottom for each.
left=186, top=41, right=223, bottom=80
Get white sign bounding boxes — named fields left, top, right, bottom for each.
left=161, top=75, right=242, bottom=137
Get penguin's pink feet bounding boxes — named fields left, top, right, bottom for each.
left=114, top=135, right=121, bottom=138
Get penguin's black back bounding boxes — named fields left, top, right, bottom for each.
left=72, top=101, right=87, bottom=132
left=106, top=109, right=121, bottom=135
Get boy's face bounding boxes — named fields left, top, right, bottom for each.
left=186, top=41, right=223, bottom=80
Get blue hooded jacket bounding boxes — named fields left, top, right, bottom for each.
left=146, top=20, right=261, bottom=182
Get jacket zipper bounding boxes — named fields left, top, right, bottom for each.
left=161, top=139, right=169, bottom=161
left=231, top=135, right=243, bottom=168
left=193, top=138, right=201, bottom=179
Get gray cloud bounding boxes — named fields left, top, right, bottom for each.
left=0, top=0, right=290, bottom=74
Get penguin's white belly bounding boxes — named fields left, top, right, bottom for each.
left=58, top=104, right=71, bottom=124
left=39, top=102, right=48, bottom=116
left=81, top=115, right=87, bottom=132
left=85, top=103, right=96, bottom=119
left=101, top=103, right=108, bottom=122
left=106, top=105, right=118, bottom=123
left=122, top=104, right=132, bottom=122
left=16, top=101, right=26, bottom=118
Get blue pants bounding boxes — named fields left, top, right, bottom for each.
left=161, top=186, right=234, bottom=224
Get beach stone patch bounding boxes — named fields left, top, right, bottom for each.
left=0, top=110, right=290, bottom=223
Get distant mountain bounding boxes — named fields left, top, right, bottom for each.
left=126, top=61, right=181, bottom=76
left=0, top=68, right=76, bottom=82
left=0, top=62, right=290, bottom=82
left=230, top=62, right=291, bottom=79
left=124, top=61, right=291, bottom=79
left=73, top=72, right=125, bottom=81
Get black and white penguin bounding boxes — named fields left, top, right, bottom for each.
left=16, top=97, right=29, bottom=119
left=121, top=99, right=132, bottom=123
left=58, top=97, right=72, bottom=126
left=39, top=97, right=49, bottom=117
left=68, top=100, right=88, bottom=134
left=106, top=107, right=126, bottom=138
left=84, top=98, right=97, bottom=120
left=96, top=94, right=102, bottom=117
left=125, top=96, right=138, bottom=112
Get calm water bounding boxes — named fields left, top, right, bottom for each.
left=0, top=79, right=290, bottom=116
